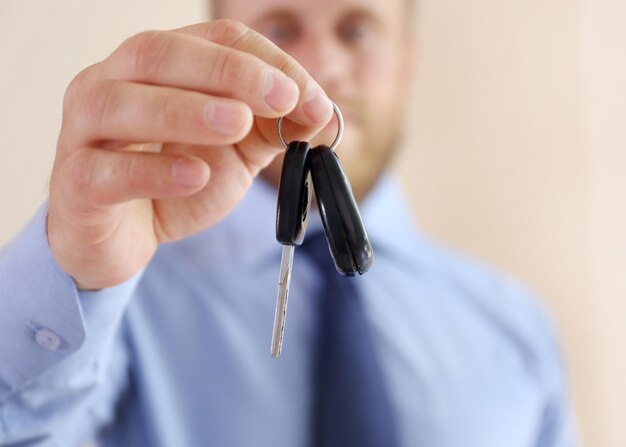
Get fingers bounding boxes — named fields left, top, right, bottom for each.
left=59, top=20, right=336, bottom=175
left=61, top=20, right=334, bottom=155
left=67, top=80, right=253, bottom=147
left=61, top=147, right=211, bottom=208
left=100, top=21, right=332, bottom=128
left=176, top=20, right=333, bottom=128
left=104, top=30, right=304, bottom=121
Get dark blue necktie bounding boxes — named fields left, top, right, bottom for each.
left=302, top=232, right=400, bottom=447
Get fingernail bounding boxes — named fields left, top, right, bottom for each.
left=172, top=159, right=208, bottom=188
left=263, top=69, right=299, bottom=112
left=302, top=82, right=333, bottom=124
left=204, top=101, right=246, bottom=136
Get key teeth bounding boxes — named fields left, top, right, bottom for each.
left=271, top=245, right=294, bottom=358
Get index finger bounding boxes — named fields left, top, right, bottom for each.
left=173, top=20, right=333, bottom=129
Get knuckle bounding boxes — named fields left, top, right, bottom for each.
left=206, top=19, right=249, bottom=44
left=213, top=49, right=244, bottom=89
left=82, top=79, right=119, bottom=131
left=62, top=63, right=103, bottom=126
left=121, top=155, right=141, bottom=191
left=122, top=30, right=171, bottom=79
left=274, top=54, right=302, bottom=82
left=65, top=149, right=96, bottom=193
left=64, top=66, right=92, bottom=110
left=156, top=91, right=183, bottom=131
left=208, top=20, right=296, bottom=80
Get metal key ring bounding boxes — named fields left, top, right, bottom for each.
left=277, top=101, right=344, bottom=151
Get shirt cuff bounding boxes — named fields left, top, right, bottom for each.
left=0, top=203, right=140, bottom=401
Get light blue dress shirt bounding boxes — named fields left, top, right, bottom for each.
left=0, top=176, right=579, bottom=447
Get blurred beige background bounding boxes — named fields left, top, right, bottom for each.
left=0, top=1, right=624, bottom=446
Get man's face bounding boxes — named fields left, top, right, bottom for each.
left=216, top=0, right=415, bottom=201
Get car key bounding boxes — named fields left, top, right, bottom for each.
left=309, top=145, right=374, bottom=276
left=271, top=140, right=312, bottom=358
left=271, top=101, right=372, bottom=357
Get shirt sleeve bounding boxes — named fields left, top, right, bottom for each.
left=505, top=280, right=582, bottom=447
left=533, top=314, right=582, bottom=447
left=0, top=203, right=142, bottom=444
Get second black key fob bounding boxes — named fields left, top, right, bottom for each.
left=309, top=145, right=374, bottom=276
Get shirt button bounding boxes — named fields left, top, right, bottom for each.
left=35, top=328, right=62, bottom=352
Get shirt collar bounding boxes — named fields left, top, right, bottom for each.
left=359, top=175, right=426, bottom=263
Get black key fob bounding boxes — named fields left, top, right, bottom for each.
left=309, top=145, right=374, bottom=276
left=276, top=141, right=313, bottom=246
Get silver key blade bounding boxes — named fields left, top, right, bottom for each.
left=271, top=244, right=295, bottom=358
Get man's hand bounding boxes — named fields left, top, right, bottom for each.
left=48, top=20, right=333, bottom=290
